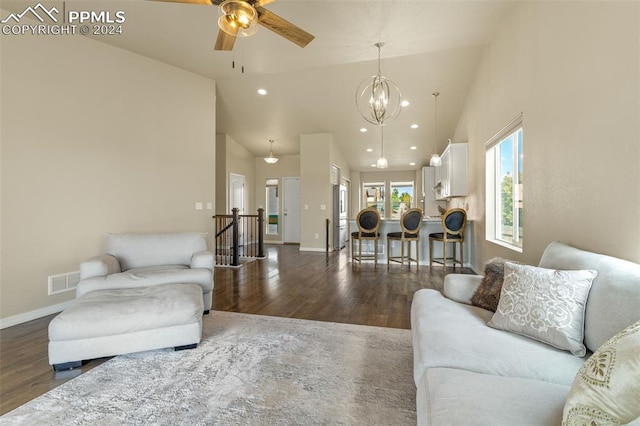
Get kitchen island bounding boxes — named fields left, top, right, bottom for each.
left=347, top=216, right=472, bottom=267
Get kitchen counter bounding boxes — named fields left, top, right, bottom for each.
left=347, top=217, right=472, bottom=266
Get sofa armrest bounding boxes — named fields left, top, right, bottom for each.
left=79, top=254, right=121, bottom=279
left=443, top=274, right=484, bottom=304
left=190, top=250, right=214, bottom=270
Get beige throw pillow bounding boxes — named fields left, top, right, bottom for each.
left=563, top=321, right=640, bottom=426
left=488, top=263, right=597, bottom=356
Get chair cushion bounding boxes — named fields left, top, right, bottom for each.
left=387, top=232, right=418, bottom=239
left=402, top=210, right=422, bottom=232
left=411, top=289, right=586, bottom=386
left=538, top=241, right=640, bottom=353
left=444, top=210, right=465, bottom=232
left=429, top=232, right=462, bottom=240
left=358, top=210, right=380, bottom=231
left=107, top=232, right=208, bottom=270
left=417, top=368, right=570, bottom=426
left=49, top=283, right=203, bottom=341
left=351, top=231, right=379, bottom=238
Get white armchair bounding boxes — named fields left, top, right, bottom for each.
left=77, top=232, right=214, bottom=312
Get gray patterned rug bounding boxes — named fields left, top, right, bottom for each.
left=2, top=311, right=416, bottom=425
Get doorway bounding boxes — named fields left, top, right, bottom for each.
left=229, top=173, right=245, bottom=239
left=282, top=177, right=301, bottom=243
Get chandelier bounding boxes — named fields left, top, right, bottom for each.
left=356, top=42, right=402, bottom=126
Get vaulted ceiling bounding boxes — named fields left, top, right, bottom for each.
left=3, top=0, right=516, bottom=170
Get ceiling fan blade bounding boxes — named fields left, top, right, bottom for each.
left=214, top=28, right=237, bottom=51
left=150, top=0, right=221, bottom=5
left=256, top=6, right=314, bottom=48
left=253, top=0, right=277, bottom=6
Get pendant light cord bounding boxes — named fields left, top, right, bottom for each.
left=380, top=125, right=384, bottom=158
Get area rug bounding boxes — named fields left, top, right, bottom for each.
left=2, top=311, right=416, bottom=425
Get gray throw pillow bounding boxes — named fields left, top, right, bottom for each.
left=488, top=262, right=597, bottom=356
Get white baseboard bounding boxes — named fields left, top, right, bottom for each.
left=299, top=247, right=327, bottom=253
left=0, top=300, right=74, bottom=330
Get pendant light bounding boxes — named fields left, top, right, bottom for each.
left=376, top=126, right=388, bottom=169
left=429, top=92, right=442, bottom=167
left=356, top=42, right=402, bottom=126
left=264, top=139, right=279, bottom=164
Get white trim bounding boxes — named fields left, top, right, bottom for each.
left=0, top=300, right=74, bottom=329
left=299, top=247, right=326, bottom=253
left=485, top=112, right=523, bottom=150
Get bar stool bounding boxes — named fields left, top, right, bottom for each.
left=387, top=208, right=422, bottom=268
left=351, top=208, right=381, bottom=266
left=429, top=208, right=467, bottom=268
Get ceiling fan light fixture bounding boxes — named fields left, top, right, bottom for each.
left=218, top=0, right=258, bottom=37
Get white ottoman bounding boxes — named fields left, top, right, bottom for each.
left=48, top=283, right=204, bottom=370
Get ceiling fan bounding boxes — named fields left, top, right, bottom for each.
left=154, top=0, right=315, bottom=51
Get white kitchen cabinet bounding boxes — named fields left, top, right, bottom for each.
left=422, top=167, right=446, bottom=215
left=433, top=142, right=468, bottom=199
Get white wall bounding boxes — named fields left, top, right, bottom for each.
left=0, top=18, right=216, bottom=322
left=300, top=133, right=332, bottom=251
left=215, top=134, right=255, bottom=215
left=452, top=1, right=640, bottom=268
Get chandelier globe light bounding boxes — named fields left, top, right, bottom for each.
left=218, top=0, right=258, bottom=38
left=429, top=92, right=442, bottom=167
left=356, top=42, right=402, bottom=126
left=264, top=139, right=279, bottom=164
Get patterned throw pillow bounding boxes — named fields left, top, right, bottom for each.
left=471, top=258, right=512, bottom=312
left=488, top=263, right=597, bottom=356
left=563, top=321, right=640, bottom=425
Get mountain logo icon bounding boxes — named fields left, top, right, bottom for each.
left=1, top=3, right=59, bottom=24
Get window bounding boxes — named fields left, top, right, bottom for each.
left=486, top=117, right=523, bottom=252
left=390, top=181, right=414, bottom=219
left=363, top=182, right=384, bottom=216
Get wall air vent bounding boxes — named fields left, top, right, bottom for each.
left=48, top=271, right=80, bottom=295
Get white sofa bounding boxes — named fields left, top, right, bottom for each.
left=411, top=241, right=640, bottom=425
left=77, top=232, right=214, bottom=312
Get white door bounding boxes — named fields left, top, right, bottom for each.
left=282, top=177, right=301, bottom=243
left=229, top=173, right=245, bottom=239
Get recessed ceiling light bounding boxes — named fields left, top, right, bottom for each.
left=409, top=162, right=416, bottom=166
left=257, top=89, right=267, bottom=95
left=371, top=164, right=376, bottom=167
left=401, top=100, right=410, bottom=107
left=360, top=128, right=368, bottom=133
left=410, top=146, right=417, bottom=150
left=410, top=124, right=419, bottom=129
left=366, top=148, right=373, bottom=152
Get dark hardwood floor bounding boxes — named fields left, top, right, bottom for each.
left=0, top=244, right=473, bottom=415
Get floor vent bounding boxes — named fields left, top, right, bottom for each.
left=48, top=272, right=80, bottom=295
